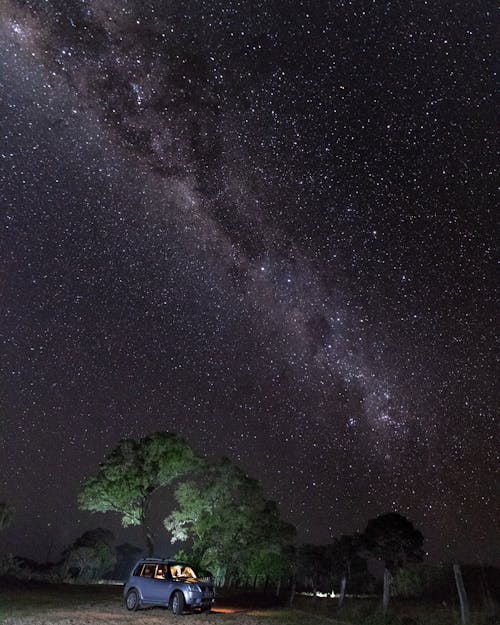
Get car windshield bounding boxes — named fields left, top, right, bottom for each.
left=169, top=564, right=197, bottom=579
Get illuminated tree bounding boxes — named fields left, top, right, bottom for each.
left=164, top=458, right=295, bottom=586
left=79, top=432, right=199, bottom=555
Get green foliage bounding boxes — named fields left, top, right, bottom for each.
left=0, top=502, right=14, bottom=531
left=392, top=563, right=448, bottom=598
left=165, top=457, right=295, bottom=585
left=363, top=513, right=424, bottom=572
left=78, top=431, right=199, bottom=553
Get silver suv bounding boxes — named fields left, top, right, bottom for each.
left=123, top=558, right=215, bottom=615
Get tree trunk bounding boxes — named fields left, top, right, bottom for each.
left=382, top=567, right=391, bottom=613
left=453, top=563, right=470, bottom=625
left=288, top=575, right=296, bottom=607
left=143, top=524, right=155, bottom=557
left=339, top=574, right=347, bottom=607
left=275, top=578, right=281, bottom=598
left=141, top=497, right=155, bottom=556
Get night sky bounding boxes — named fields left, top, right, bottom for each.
left=0, top=1, right=498, bottom=565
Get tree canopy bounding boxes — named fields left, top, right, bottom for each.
left=164, top=457, right=295, bottom=585
left=363, top=512, right=424, bottom=572
left=79, top=431, right=199, bottom=555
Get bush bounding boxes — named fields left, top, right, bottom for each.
left=392, top=564, right=448, bottom=598
left=0, top=554, right=31, bottom=579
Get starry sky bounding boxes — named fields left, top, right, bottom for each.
left=0, top=1, right=498, bottom=565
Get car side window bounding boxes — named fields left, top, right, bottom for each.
left=141, top=564, right=155, bottom=578
left=133, top=565, right=142, bottom=576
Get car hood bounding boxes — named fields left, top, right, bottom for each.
left=182, top=579, right=214, bottom=591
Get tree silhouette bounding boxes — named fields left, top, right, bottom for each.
left=363, top=512, right=424, bottom=572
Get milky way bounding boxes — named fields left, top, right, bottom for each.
left=0, top=0, right=497, bottom=563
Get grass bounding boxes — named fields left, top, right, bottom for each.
left=0, top=578, right=122, bottom=622
left=249, top=608, right=350, bottom=624
left=291, top=595, right=500, bottom=625
left=0, top=579, right=497, bottom=625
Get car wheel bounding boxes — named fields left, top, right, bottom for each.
left=171, top=590, right=185, bottom=615
left=125, top=589, right=140, bottom=611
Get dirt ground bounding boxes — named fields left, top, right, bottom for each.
left=0, top=581, right=342, bottom=625
left=3, top=604, right=280, bottom=625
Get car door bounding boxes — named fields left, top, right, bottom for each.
left=137, top=564, right=157, bottom=603
left=148, top=564, right=173, bottom=605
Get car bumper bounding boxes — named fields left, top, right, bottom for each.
left=185, top=591, right=215, bottom=607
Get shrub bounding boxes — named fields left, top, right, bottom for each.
left=392, top=564, right=448, bottom=598
left=0, top=554, right=30, bottom=579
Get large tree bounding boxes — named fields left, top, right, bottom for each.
left=0, top=502, right=14, bottom=530
left=362, top=513, right=423, bottom=612
left=362, top=512, right=424, bottom=572
left=164, top=457, right=295, bottom=586
left=79, top=432, right=199, bottom=555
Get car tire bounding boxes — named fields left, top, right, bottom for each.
left=171, top=590, right=185, bottom=615
left=125, top=589, right=140, bottom=611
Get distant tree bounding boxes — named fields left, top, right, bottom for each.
left=79, top=432, right=199, bottom=555
left=294, top=535, right=369, bottom=605
left=242, top=499, right=295, bottom=591
left=331, top=533, right=363, bottom=580
left=114, top=542, right=143, bottom=580
left=328, top=533, right=365, bottom=605
left=165, top=457, right=295, bottom=587
left=362, top=512, right=424, bottom=612
left=362, top=513, right=424, bottom=572
left=0, top=502, right=14, bottom=530
left=61, top=527, right=115, bottom=581
left=296, top=544, right=330, bottom=594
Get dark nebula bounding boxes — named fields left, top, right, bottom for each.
left=0, top=1, right=497, bottom=563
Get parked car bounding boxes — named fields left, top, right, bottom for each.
left=123, top=557, right=215, bottom=615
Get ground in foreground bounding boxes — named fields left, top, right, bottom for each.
left=0, top=582, right=337, bottom=625
left=1, top=581, right=498, bottom=625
